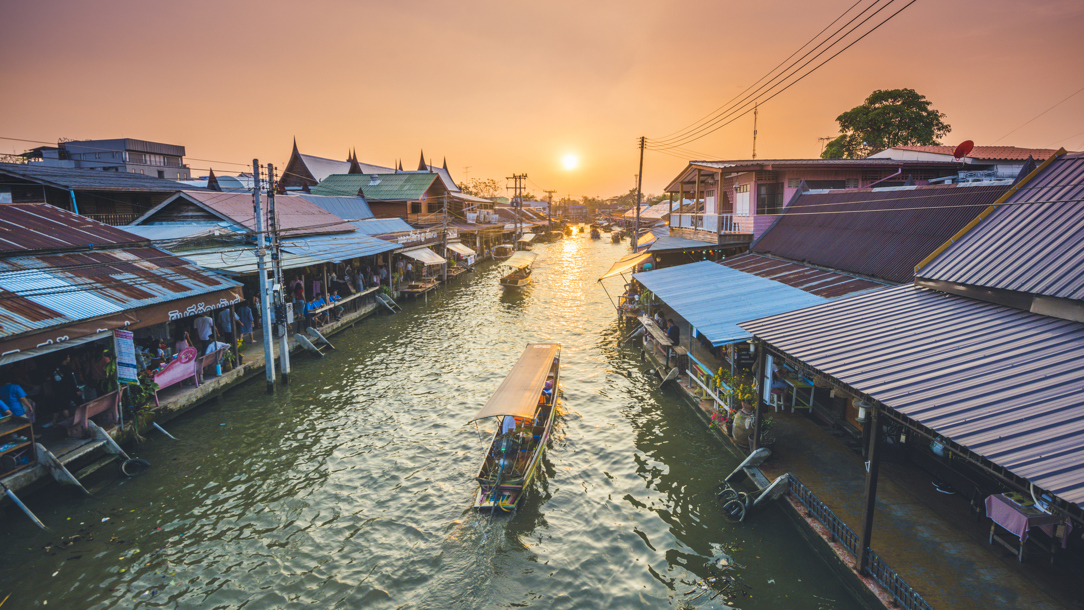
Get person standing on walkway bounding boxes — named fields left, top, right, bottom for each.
left=194, top=313, right=214, bottom=344
left=238, top=298, right=256, bottom=343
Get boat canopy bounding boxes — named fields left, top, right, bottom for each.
left=503, top=251, right=537, bottom=269
left=446, top=242, right=476, bottom=257
left=401, top=247, right=447, bottom=265
left=518, top=233, right=536, bottom=243
left=636, top=232, right=658, bottom=248
left=469, top=343, right=560, bottom=422
left=599, top=252, right=652, bottom=281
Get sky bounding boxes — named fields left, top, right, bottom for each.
left=2, top=0, right=1083, bottom=199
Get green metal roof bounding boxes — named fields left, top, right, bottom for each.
left=311, top=173, right=439, bottom=201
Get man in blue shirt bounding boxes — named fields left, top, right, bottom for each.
left=0, top=382, right=34, bottom=422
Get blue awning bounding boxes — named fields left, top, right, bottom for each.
left=633, top=260, right=827, bottom=346
left=648, top=235, right=716, bottom=252
left=281, top=232, right=400, bottom=263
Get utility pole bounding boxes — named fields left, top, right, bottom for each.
left=543, top=189, right=556, bottom=230
left=253, top=160, right=275, bottom=393
left=507, top=173, right=527, bottom=243
left=752, top=103, right=759, bottom=160
left=267, top=163, right=291, bottom=385
left=635, top=136, right=645, bottom=252
left=441, top=191, right=448, bottom=282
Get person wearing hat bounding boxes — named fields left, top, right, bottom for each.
left=730, top=399, right=756, bottom=451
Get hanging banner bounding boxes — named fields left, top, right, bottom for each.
left=114, top=330, right=139, bottom=384
left=467, top=255, right=476, bottom=266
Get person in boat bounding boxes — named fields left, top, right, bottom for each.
left=730, top=399, right=756, bottom=452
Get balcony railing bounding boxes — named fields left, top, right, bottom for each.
left=671, top=213, right=753, bottom=234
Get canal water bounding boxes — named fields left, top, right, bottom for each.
left=0, top=235, right=863, bottom=609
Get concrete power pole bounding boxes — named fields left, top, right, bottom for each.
left=544, top=189, right=556, bottom=230
left=507, top=173, right=527, bottom=243
left=635, top=136, right=645, bottom=252
left=253, top=160, right=275, bottom=393
left=267, top=164, right=291, bottom=385
left=442, top=191, right=448, bottom=282
left=752, top=103, right=759, bottom=160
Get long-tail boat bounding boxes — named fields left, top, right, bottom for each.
left=499, top=251, right=537, bottom=288
left=470, top=343, right=562, bottom=511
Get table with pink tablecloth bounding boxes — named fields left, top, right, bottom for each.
left=985, top=493, right=1071, bottom=548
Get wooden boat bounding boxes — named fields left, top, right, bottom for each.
left=562, top=225, right=573, bottom=236
left=499, top=251, right=537, bottom=288
left=516, top=233, right=536, bottom=250
left=492, top=244, right=514, bottom=260
left=590, top=227, right=601, bottom=239
left=471, top=343, right=562, bottom=511
left=611, top=230, right=623, bottom=243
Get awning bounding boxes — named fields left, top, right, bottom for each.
left=636, top=232, right=658, bottom=248
left=469, top=343, right=561, bottom=422
left=401, top=247, right=447, bottom=265
left=648, top=235, right=716, bottom=253
left=179, top=247, right=327, bottom=275
left=518, top=233, right=536, bottom=243
left=504, top=251, right=538, bottom=269
left=446, top=242, right=477, bottom=257
left=281, top=232, right=401, bottom=263
left=599, top=252, right=652, bottom=281
left=740, top=284, right=1084, bottom=509
left=633, top=260, right=826, bottom=346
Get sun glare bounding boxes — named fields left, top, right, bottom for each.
left=562, top=154, right=579, bottom=170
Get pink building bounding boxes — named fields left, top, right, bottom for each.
left=663, top=158, right=959, bottom=241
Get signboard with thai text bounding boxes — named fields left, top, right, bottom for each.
left=114, top=329, right=139, bottom=384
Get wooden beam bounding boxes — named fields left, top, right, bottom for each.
left=856, top=404, right=882, bottom=573
left=751, top=339, right=765, bottom=451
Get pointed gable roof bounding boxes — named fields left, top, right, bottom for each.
left=280, top=139, right=394, bottom=189
left=206, top=168, right=222, bottom=192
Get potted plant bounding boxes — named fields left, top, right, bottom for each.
left=758, top=415, right=776, bottom=446
left=222, top=348, right=235, bottom=373
left=234, top=338, right=245, bottom=365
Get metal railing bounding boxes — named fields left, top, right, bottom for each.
left=788, top=476, right=933, bottom=610
left=671, top=213, right=754, bottom=234
left=687, top=353, right=728, bottom=409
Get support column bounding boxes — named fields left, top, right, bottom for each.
left=229, top=304, right=240, bottom=366
left=856, top=403, right=883, bottom=573
left=693, top=169, right=701, bottom=231
left=751, top=339, right=765, bottom=451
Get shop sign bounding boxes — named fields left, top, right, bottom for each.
left=114, top=329, right=139, bottom=384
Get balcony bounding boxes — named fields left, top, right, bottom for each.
left=669, top=213, right=754, bottom=246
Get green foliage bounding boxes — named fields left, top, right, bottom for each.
left=821, top=88, right=951, bottom=159
left=459, top=178, right=502, bottom=199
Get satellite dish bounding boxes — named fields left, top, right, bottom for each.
left=952, top=140, right=974, bottom=161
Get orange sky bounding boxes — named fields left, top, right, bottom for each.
left=2, top=0, right=1083, bottom=199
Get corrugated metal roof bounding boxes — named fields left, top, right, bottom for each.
left=633, top=260, right=827, bottom=346
left=739, top=284, right=1084, bottom=508
left=177, top=247, right=326, bottom=276
left=295, top=194, right=374, bottom=221
left=690, top=158, right=958, bottom=170
left=350, top=218, right=415, bottom=235
left=0, top=246, right=240, bottom=339
left=121, top=223, right=239, bottom=242
left=0, top=162, right=196, bottom=192
left=888, top=145, right=1063, bottom=161
left=0, top=204, right=147, bottom=253
left=919, top=152, right=1084, bottom=300
left=281, top=232, right=400, bottom=263
left=158, top=191, right=355, bottom=237
left=720, top=253, right=884, bottom=298
left=311, top=173, right=440, bottom=201
left=752, top=183, right=1008, bottom=284
left=648, top=234, right=715, bottom=252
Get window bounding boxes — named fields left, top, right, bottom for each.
left=157, top=170, right=165, bottom=179
left=846, top=178, right=860, bottom=189
left=788, top=178, right=802, bottom=188
left=757, top=182, right=783, bottom=215
left=734, top=184, right=751, bottom=215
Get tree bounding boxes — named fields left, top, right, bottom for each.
left=459, top=177, right=502, bottom=199
left=821, top=88, right=951, bottom=159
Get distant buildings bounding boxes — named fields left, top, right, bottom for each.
left=20, top=138, right=191, bottom=180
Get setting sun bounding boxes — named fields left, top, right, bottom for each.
left=562, top=153, right=579, bottom=170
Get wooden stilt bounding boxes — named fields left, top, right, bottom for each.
left=751, top=340, right=765, bottom=451
left=856, top=404, right=882, bottom=573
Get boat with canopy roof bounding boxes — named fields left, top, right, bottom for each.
left=469, top=343, right=561, bottom=511
left=499, top=251, right=537, bottom=288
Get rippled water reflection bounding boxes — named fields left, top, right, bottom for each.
left=0, top=235, right=862, bottom=609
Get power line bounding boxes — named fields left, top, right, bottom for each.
left=992, top=84, right=1084, bottom=144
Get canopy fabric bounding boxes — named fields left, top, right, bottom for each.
left=401, top=247, right=447, bottom=265
left=599, top=252, right=653, bottom=281
left=518, top=233, right=537, bottom=243
left=633, top=260, right=827, bottom=346
left=636, top=232, right=658, bottom=248
left=469, top=343, right=561, bottom=422
left=446, top=242, right=476, bottom=257
left=504, top=251, right=538, bottom=269
left=648, top=235, right=716, bottom=252
left=740, top=284, right=1084, bottom=508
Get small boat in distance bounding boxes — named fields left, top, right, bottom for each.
left=590, top=227, right=600, bottom=239
left=471, top=343, right=562, bottom=511
left=611, top=229, right=623, bottom=243
left=499, top=251, right=538, bottom=288
left=492, top=244, right=514, bottom=259
left=517, top=233, right=536, bottom=250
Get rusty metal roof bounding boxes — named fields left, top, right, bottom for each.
left=720, top=253, right=884, bottom=297
left=740, top=284, right=1084, bottom=507
left=890, top=145, right=1064, bottom=161
left=137, top=191, right=355, bottom=237
left=0, top=246, right=241, bottom=340
left=919, top=152, right=1084, bottom=300
left=752, top=183, right=1010, bottom=284
left=0, top=204, right=147, bottom=253
left=0, top=162, right=196, bottom=192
